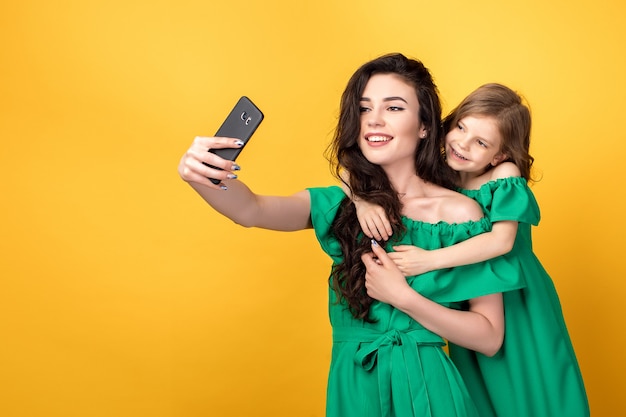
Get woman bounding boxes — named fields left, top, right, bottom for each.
left=178, top=53, right=523, bottom=417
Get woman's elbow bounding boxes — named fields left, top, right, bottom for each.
left=501, top=239, right=515, bottom=255
left=232, top=217, right=256, bottom=228
left=227, top=208, right=261, bottom=228
left=480, top=332, right=504, bottom=357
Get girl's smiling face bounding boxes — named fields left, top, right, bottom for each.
left=445, top=115, right=507, bottom=174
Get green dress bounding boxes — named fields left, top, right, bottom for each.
left=448, top=177, right=589, bottom=417
left=308, top=186, right=525, bottom=417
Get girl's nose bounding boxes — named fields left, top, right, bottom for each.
left=458, top=136, right=471, bottom=149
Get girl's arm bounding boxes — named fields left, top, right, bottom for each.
left=362, top=241, right=504, bottom=356
left=348, top=189, right=518, bottom=275
left=358, top=162, right=522, bottom=275
left=389, top=221, right=517, bottom=275
left=179, top=135, right=312, bottom=231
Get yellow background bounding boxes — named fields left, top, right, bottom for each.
left=1, top=1, right=623, bottom=416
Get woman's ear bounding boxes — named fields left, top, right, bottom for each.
left=419, top=127, right=428, bottom=139
left=490, top=152, right=509, bottom=167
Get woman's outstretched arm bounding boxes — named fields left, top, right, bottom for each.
left=179, top=135, right=312, bottom=231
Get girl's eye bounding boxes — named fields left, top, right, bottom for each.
left=359, top=106, right=370, bottom=113
left=477, top=140, right=487, bottom=148
left=456, top=123, right=464, bottom=131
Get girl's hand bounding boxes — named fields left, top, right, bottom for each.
left=388, top=245, right=434, bottom=277
left=178, top=136, right=244, bottom=189
left=361, top=241, right=413, bottom=307
left=353, top=199, right=393, bottom=241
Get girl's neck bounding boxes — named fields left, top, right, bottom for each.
left=458, top=168, right=491, bottom=189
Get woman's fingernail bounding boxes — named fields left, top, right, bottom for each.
left=220, top=184, right=228, bottom=191
left=371, top=239, right=379, bottom=247
left=227, top=173, right=238, bottom=179
left=235, top=140, right=244, bottom=147
left=232, top=163, right=241, bottom=171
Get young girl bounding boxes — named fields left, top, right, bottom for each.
left=350, top=83, right=589, bottom=417
left=178, top=55, right=525, bottom=417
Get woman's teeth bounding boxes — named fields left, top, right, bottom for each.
left=367, top=136, right=390, bottom=142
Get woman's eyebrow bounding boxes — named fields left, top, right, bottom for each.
left=359, top=96, right=408, bottom=103
left=384, top=96, right=408, bottom=103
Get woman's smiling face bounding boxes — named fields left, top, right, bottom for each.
left=358, top=73, right=426, bottom=169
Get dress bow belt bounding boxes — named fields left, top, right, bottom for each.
left=333, top=327, right=446, bottom=417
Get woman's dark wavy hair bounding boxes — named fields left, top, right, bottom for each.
left=325, top=53, right=455, bottom=321
left=442, top=83, right=534, bottom=182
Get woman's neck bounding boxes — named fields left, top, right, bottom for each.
left=385, top=170, right=430, bottom=199
left=382, top=160, right=418, bottom=194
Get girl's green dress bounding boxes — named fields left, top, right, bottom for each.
left=449, top=177, right=589, bottom=417
left=309, top=186, right=525, bottom=417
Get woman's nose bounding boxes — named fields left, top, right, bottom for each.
left=366, top=110, right=384, bottom=127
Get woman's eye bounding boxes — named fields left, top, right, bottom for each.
left=359, top=106, right=370, bottom=113
left=388, top=106, right=404, bottom=111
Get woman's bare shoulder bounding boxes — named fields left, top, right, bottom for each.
left=439, top=192, right=483, bottom=223
left=403, top=187, right=483, bottom=224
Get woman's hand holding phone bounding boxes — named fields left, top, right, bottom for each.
left=178, top=96, right=264, bottom=189
left=178, top=136, right=243, bottom=189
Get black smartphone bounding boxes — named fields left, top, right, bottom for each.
left=204, top=96, right=264, bottom=184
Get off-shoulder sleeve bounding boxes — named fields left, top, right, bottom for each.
left=476, top=177, right=540, bottom=226
left=307, top=186, right=345, bottom=261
